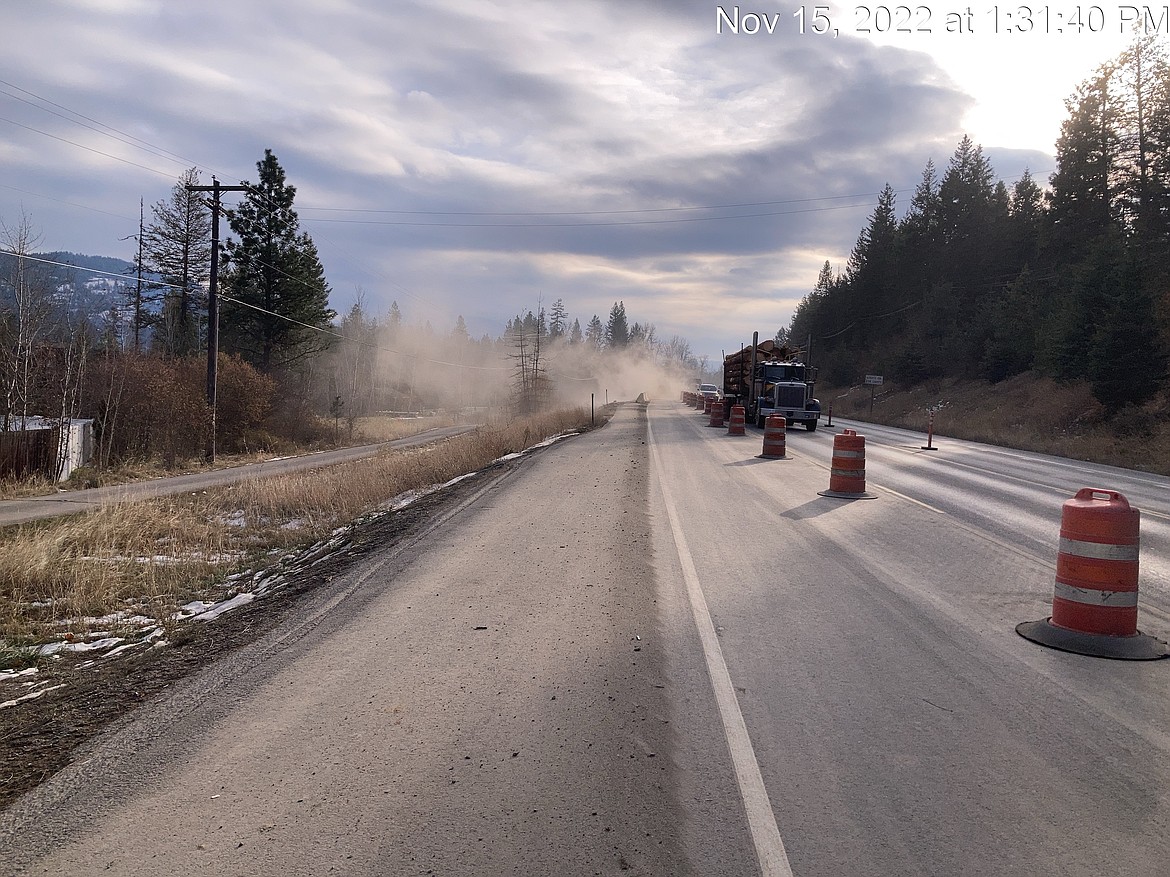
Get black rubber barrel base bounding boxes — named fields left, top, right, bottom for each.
left=1016, top=618, right=1170, bottom=661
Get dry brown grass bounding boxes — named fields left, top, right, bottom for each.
left=0, top=407, right=594, bottom=657
left=825, top=372, right=1170, bottom=474
left=348, top=413, right=457, bottom=443
left=3, top=414, right=460, bottom=500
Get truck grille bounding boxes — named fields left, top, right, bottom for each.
left=775, top=386, right=805, bottom=409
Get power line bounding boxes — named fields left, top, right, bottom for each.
left=0, top=81, right=196, bottom=170
left=0, top=115, right=179, bottom=180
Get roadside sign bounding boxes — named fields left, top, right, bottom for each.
left=864, top=375, right=884, bottom=386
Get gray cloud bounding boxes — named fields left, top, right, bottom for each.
left=0, top=0, right=1037, bottom=358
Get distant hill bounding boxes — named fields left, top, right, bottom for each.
left=38, top=251, right=136, bottom=280
left=0, top=252, right=148, bottom=326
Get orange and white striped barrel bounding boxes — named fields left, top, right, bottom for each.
left=1017, top=488, right=1168, bottom=659
left=759, top=415, right=787, bottom=458
left=703, top=396, right=714, bottom=415
left=727, top=404, right=746, bottom=436
left=828, top=429, right=865, bottom=494
left=694, top=394, right=705, bottom=410
left=708, top=402, right=724, bottom=427
left=1052, top=488, right=1140, bottom=637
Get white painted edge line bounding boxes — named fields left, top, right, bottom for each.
left=648, top=417, right=795, bottom=877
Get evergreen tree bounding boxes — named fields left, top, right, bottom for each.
left=144, top=167, right=212, bottom=357
left=980, top=268, right=1038, bottom=382
left=569, top=318, right=583, bottom=345
left=1047, top=74, right=1119, bottom=247
left=605, top=301, right=629, bottom=348
left=221, top=150, right=335, bottom=372
left=1089, top=257, right=1165, bottom=412
left=1111, top=36, right=1170, bottom=244
left=585, top=315, right=604, bottom=349
left=899, top=160, right=942, bottom=294
left=1007, top=170, right=1044, bottom=271
left=549, top=298, right=568, bottom=339
left=841, top=184, right=899, bottom=345
left=452, top=315, right=469, bottom=344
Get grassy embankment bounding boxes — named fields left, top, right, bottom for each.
left=0, top=408, right=596, bottom=666
left=824, top=372, right=1170, bottom=474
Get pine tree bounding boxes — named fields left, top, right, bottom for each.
left=221, top=150, right=335, bottom=372
left=452, top=315, right=469, bottom=344
left=605, top=301, right=629, bottom=348
left=569, top=318, right=583, bottom=345
left=1048, top=73, right=1119, bottom=247
left=585, top=315, right=604, bottom=349
left=1111, top=36, right=1170, bottom=243
left=549, top=298, right=567, bottom=339
left=1089, top=258, right=1165, bottom=412
left=143, top=167, right=212, bottom=356
left=841, top=184, right=899, bottom=345
left=1007, top=170, right=1044, bottom=270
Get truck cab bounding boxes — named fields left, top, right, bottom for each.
left=752, top=361, right=820, bottom=430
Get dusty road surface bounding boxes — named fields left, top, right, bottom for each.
left=7, top=400, right=1170, bottom=876
left=1, top=405, right=757, bottom=876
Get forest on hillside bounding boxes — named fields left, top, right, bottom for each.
left=787, top=36, right=1170, bottom=416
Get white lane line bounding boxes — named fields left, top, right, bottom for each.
left=648, top=415, right=795, bottom=877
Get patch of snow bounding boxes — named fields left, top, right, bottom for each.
left=0, top=683, right=66, bottom=710
left=193, top=592, right=254, bottom=621
left=0, top=666, right=38, bottom=681
left=36, top=637, right=125, bottom=656
left=221, top=510, right=248, bottom=528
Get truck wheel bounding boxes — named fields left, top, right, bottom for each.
left=806, top=420, right=818, bottom=432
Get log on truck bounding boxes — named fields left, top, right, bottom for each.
left=722, top=336, right=821, bottom=430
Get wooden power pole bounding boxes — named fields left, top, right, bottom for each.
left=187, top=178, right=248, bottom=462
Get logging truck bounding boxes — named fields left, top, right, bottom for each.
left=722, top=335, right=821, bottom=431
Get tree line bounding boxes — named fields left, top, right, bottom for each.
left=503, top=298, right=700, bottom=412
left=786, top=36, right=1170, bottom=415
left=0, top=146, right=702, bottom=474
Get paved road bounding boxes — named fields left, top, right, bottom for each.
left=4, top=403, right=1169, bottom=875
left=0, top=426, right=476, bottom=527
left=2, top=405, right=757, bottom=876
left=647, top=405, right=1170, bottom=876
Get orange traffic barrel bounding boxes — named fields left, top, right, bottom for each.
left=727, top=404, right=746, bottom=436
left=707, top=402, right=724, bottom=427
left=1017, top=488, right=1168, bottom=660
left=758, top=415, right=788, bottom=459
left=703, top=396, right=714, bottom=415
left=694, top=394, right=705, bottom=411
left=818, top=429, right=875, bottom=499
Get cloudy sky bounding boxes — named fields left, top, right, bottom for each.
left=0, top=0, right=1141, bottom=359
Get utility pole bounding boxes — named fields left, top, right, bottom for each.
left=187, top=177, right=248, bottom=462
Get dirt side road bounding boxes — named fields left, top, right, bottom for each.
left=0, top=426, right=476, bottom=526
left=1, top=405, right=754, bottom=876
